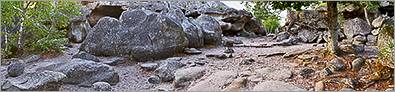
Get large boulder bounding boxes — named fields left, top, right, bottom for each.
left=195, top=15, right=223, bottom=46
left=298, top=29, right=320, bottom=43
left=1, top=71, right=66, bottom=91
left=80, top=9, right=188, bottom=61
left=244, top=18, right=267, bottom=36
left=35, top=59, right=119, bottom=87
left=343, top=18, right=372, bottom=39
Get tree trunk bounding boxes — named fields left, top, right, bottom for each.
left=364, top=6, right=371, bottom=26
left=326, top=1, right=340, bottom=55
left=16, top=17, right=24, bottom=54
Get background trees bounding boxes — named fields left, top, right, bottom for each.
left=1, top=1, right=81, bottom=58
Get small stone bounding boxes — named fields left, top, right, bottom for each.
left=329, top=58, right=345, bottom=71
left=341, top=78, right=356, bottom=88
left=240, top=58, right=255, bottom=65
left=184, top=48, right=202, bottom=54
left=366, top=35, right=377, bottom=46
left=340, top=88, right=354, bottom=91
left=372, top=29, right=379, bottom=36
left=206, top=53, right=227, bottom=59
left=352, top=35, right=367, bottom=44
left=352, top=44, right=365, bottom=53
left=385, top=88, right=394, bottom=91
left=299, top=68, right=315, bottom=78
left=174, top=67, right=206, bottom=88
left=352, top=58, right=365, bottom=71
left=315, top=81, right=324, bottom=91
left=224, top=48, right=235, bottom=53
left=194, top=60, right=207, bottom=66
left=372, top=16, right=385, bottom=28
left=140, top=63, right=158, bottom=71
left=92, top=82, right=112, bottom=91
left=148, top=76, right=160, bottom=84
left=103, top=57, right=127, bottom=66
left=223, top=77, right=247, bottom=91
left=234, top=39, right=243, bottom=44
left=365, top=88, right=379, bottom=91
left=7, top=60, right=25, bottom=77
left=321, top=67, right=333, bottom=76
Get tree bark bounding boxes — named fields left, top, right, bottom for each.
left=326, top=1, right=340, bottom=55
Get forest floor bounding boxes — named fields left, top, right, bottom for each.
left=0, top=36, right=391, bottom=91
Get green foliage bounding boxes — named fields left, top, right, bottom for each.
left=244, top=1, right=317, bottom=33
left=1, top=1, right=81, bottom=58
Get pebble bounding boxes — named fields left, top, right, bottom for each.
left=206, top=53, right=227, bottom=59
left=92, top=82, right=112, bottom=91
left=329, top=58, right=345, bottom=71
left=184, top=48, right=202, bottom=54
left=314, top=81, right=324, bottom=91
left=224, top=48, right=235, bottom=53
left=140, top=63, right=158, bottom=71
left=148, top=76, right=160, bottom=84
left=352, top=58, right=365, bottom=71
left=299, top=68, right=315, bottom=78
left=321, top=67, right=333, bottom=76
left=239, top=58, right=255, bottom=65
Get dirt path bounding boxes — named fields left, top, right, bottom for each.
left=0, top=36, right=380, bottom=91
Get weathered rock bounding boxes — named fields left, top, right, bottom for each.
left=140, top=63, right=159, bottom=71
left=372, top=29, right=380, bottom=36
left=81, top=9, right=188, bottom=61
left=329, top=58, right=345, bottom=71
left=1, top=71, right=66, bottom=91
left=298, top=29, right=319, bottom=43
left=184, top=48, right=202, bottom=54
left=102, top=57, right=127, bottom=66
left=277, top=37, right=298, bottom=46
left=174, top=67, right=206, bottom=88
left=352, top=58, right=365, bottom=71
left=255, top=67, right=292, bottom=80
left=343, top=18, right=372, bottom=39
left=180, top=18, right=205, bottom=48
left=224, top=48, right=235, bottom=53
left=154, top=59, right=185, bottom=82
left=35, top=59, right=119, bottom=86
left=276, top=32, right=290, bottom=42
left=366, top=35, right=377, bottom=46
left=195, top=15, right=222, bottom=46
left=240, top=58, right=255, bottom=65
left=299, top=68, right=315, bottom=78
left=188, top=71, right=237, bottom=91
left=341, top=78, right=356, bottom=88
left=244, top=18, right=266, bottom=36
left=148, top=76, right=160, bottom=84
left=69, top=17, right=90, bottom=43
left=72, top=51, right=100, bottom=62
left=352, top=44, right=365, bottom=53
left=223, top=77, right=247, bottom=91
left=24, top=55, right=41, bottom=63
left=92, top=82, right=112, bottom=91
left=321, top=67, right=333, bottom=76
left=314, top=81, right=324, bottom=91
left=7, top=61, right=25, bottom=77
left=352, top=34, right=367, bottom=45
left=206, top=53, right=228, bottom=59
left=253, top=80, right=304, bottom=91
left=372, top=16, right=385, bottom=28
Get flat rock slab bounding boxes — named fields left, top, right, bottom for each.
left=255, top=67, right=292, bottom=80
left=188, top=71, right=236, bottom=91
left=252, top=80, right=305, bottom=91
left=1, top=71, right=66, bottom=91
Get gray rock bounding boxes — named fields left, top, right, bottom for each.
left=102, top=57, right=127, bottom=66
left=299, top=68, right=315, bottom=78
left=7, top=61, right=25, bottom=77
left=92, top=82, right=112, bottom=91
left=298, top=29, right=319, bottom=43
left=352, top=44, right=365, bottom=53
left=35, top=59, right=119, bottom=87
left=224, top=48, right=234, bottom=53
left=255, top=67, right=292, bottom=80
left=1, top=71, right=66, bottom=91
left=81, top=9, right=188, bottom=62
left=240, top=58, right=255, bottom=65
left=371, top=29, right=379, bottom=36
left=343, top=18, right=372, bottom=39
left=69, top=17, right=90, bottom=43
left=244, top=18, right=266, bottom=36
left=195, top=15, right=222, bottom=46
left=252, top=80, right=304, bottom=91
left=148, top=76, right=160, bottom=84
left=184, top=48, right=202, bottom=54
left=341, top=78, right=356, bottom=88
left=321, top=67, right=333, bottom=76
left=188, top=71, right=236, bottom=91
left=180, top=18, right=205, bottom=48
left=72, top=51, right=100, bottom=62
left=372, top=16, right=385, bottom=28
left=140, top=63, right=158, bottom=71
left=206, top=53, right=227, bottom=59
left=366, top=35, right=377, bottom=46
left=352, top=34, right=367, bottom=45
left=154, top=59, right=185, bottom=82
left=329, top=58, right=345, bottom=71
left=24, top=55, right=41, bottom=63
left=276, top=32, right=290, bottom=42
left=352, top=58, right=365, bottom=71
left=174, top=67, right=206, bottom=88
left=277, top=37, right=298, bottom=46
